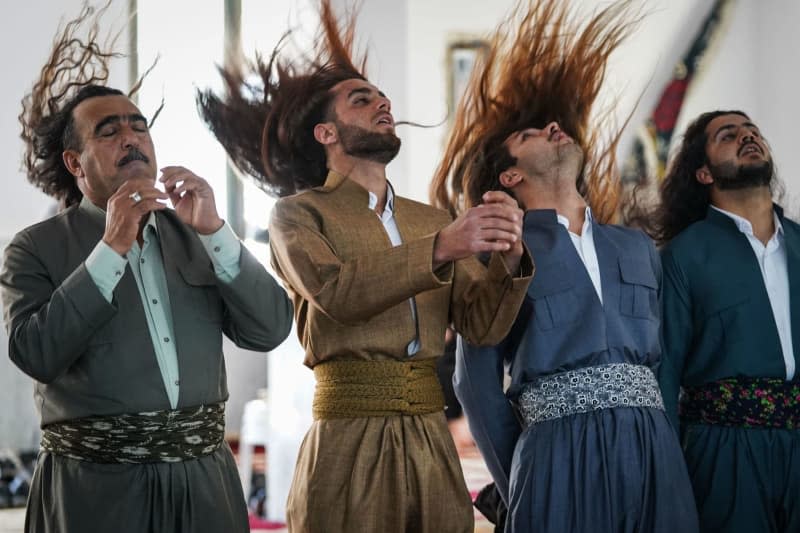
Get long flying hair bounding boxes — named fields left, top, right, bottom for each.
left=431, top=0, right=641, bottom=222
left=19, top=2, right=156, bottom=208
left=197, top=0, right=367, bottom=198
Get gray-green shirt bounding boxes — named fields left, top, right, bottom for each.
left=84, top=202, right=241, bottom=408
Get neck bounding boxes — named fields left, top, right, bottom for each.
left=711, top=185, right=775, bottom=244
left=329, top=152, right=389, bottom=211
left=516, top=173, right=587, bottom=234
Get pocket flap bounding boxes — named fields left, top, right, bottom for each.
left=528, top=261, right=574, bottom=298
left=618, top=256, right=658, bottom=289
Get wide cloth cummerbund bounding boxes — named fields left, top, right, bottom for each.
left=40, top=403, right=225, bottom=463
left=680, top=377, right=800, bottom=429
left=312, top=358, right=445, bottom=419
left=518, top=363, right=664, bottom=426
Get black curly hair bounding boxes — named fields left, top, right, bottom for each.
left=652, top=110, right=746, bottom=244
left=197, top=0, right=367, bottom=198
left=20, top=2, right=159, bottom=208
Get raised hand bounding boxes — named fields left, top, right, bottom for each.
left=103, top=178, right=168, bottom=256
left=433, top=191, right=524, bottom=271
left=160, top=166, right=224, bottom=235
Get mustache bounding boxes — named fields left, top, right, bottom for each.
left=738, top=141, right=762, bottom=157
left=117, top=148, right=150, bottom=167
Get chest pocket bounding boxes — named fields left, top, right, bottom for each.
left=176, top=263, right=224, bottom=323
left=618, top=256, right=658, bottom=320
left=697, top=283, right=751, bottom=346
left=528, top=261, right=580, bottom=330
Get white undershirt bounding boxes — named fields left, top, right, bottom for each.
left=368, top=185, right=421, bottom=356
left=556, top=206, right=603, bottom=304
left=711, top=205, right=795, bottom=379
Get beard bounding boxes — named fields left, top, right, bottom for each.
left=336, top=122, right=401, bottom=164
left=709, top=159, right=774, bottom=190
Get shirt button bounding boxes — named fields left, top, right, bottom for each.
left=114, top=271, right=122, bottom=277
left=213, top=246, right=221, bottom=253
left=140, top=258, right=146, bottom=264
left=174, top=380, right=180, bottom=386
left=152, top=299, right=158, bottom=304
left=163, top=337, right=170, bottom=343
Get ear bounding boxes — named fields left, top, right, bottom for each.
left=62, top=150, right=84, bottom=178
left=499, top=168, right=524, bottom=189
left=695, top=165, right=714, bottom=185
left=313, top=122, right=338, bottom=146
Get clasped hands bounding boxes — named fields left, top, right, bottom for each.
left=102, top=167, right=223, bottom=256
left=433, top=191, right=524, bottom=273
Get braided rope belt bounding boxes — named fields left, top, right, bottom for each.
left=313, top=358, right=445, bottom=419
left=518, top=363, right=664, bottom=426
left=41, top=403, right=225, bottom=463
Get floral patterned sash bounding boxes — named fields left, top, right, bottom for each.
left=680, top=378, right=800, bottom=429
left=40, top=403, right=225, bottom=463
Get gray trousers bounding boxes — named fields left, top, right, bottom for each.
left=25, top=445, right=248, bottom=533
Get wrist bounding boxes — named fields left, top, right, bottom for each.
left=196, top=217, right=225, bottom=235
left=432, top=231, right=451, bottom=269
left=102, top=238, right=131, bottom=257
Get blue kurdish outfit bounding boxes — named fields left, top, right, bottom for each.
left=456, top=209, right=699, bottom=533
left=660, top=206, right=800, bottom=533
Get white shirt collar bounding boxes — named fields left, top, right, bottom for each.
left=367, top=182, right=395, bottom=216
left=556, top=206, right=593, bottom=234
left=710, top=205, right=783, bottom=239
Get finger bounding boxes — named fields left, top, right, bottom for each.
left=475, top=215, right=521, bottom=231
left=164, top=174, right=210, bottom=196
left=172, top=179, right=210, bottom=198
left=471, top=240, right=512, bottom=253
left=160, top=170, right=194, bottom=190
left=134, top=199, right=168, bottom=214
left=113, top=182, right=167, bottom=200
left=158, top=165, right=190, bottom=179
left=472, top=204, right=522, bottom=223
left=167, top=188, right=182, bottom=207
left=482, top=190, right=517, bottom=206
left=476, top=226, right=519, bottom=242
left=130, top=188, right=169, bottom=202
left=159, top=167, right=204, bottom=189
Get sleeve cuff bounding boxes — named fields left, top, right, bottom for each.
left=406, top=233, right=453, bottom=290
left=85, top=241, right=127, bottom=302
left=197, top=221, right=242, bottom=283
left=485, top=244, right=534, bottom=289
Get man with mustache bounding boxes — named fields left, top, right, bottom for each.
left=197, top=2, right=532, bottom=531
left=1, top=8, right=293, bottom=533
left=656, top=111, right=800, bottom=533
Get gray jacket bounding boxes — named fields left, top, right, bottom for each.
left=1, top=198, right=292, bottom=425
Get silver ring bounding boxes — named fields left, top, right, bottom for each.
left=129, top=191, right=143, bottom=204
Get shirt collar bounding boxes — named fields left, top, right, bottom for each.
left=556, top=206, right=593, bottom=234
left=367, top=182, right=395, bottom=216
left=710, top=204, right=783, bottom=239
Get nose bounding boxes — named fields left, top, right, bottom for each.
left=377, top=95, right=391, bottom=113
left=119, top=123, right=140, bottom=149
left=740, top=131, right=755, bottom=145
left=545, top=122, right=560, bottom=135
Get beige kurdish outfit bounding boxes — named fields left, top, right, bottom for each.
left=269, top=171, right=533, bottom=533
